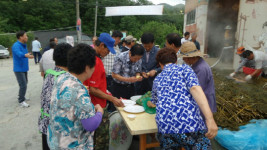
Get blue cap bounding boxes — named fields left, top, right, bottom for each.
left=98, top=33, right=116, bottom=54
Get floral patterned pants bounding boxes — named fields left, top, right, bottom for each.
left=157, top=130, right=211, bottom=150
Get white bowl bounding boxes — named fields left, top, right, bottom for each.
left=122, top=100, right=136, bottom=107
left=123, top=105, right=145, bottom=113
left=130, top=95, right=142, bottom=102
left=127, top=114, right=136, bottom=120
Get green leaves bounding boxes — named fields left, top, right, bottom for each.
left=0, top=0, right=184, bottom=47
left=139, top=21, right=178, bottom=47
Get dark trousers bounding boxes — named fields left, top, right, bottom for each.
left=14, top=72, right=28, bottom=103
left=106, top=75, right=114, bottom=94
left=262, top=72, right=267, bottom=78
left=135, top=77, right=154, bottom=95
left=33, top=52, right=42, bottom=64
left=106, top=75, right=115, bottom=112
left=112, top=82, right=135, bottom=99
left=42, top=134, right=50, bottom=150
left=110, top=82, right=135, bottom=112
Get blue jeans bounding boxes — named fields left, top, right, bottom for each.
left=33, top=52, right=42, bottom=64
left=14, top=72, right=28, bottom=103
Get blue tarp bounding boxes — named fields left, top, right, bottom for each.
left=215, top=119, right=267, bottom=150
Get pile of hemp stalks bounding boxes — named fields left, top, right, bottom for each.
left=213, top=70, right=267, bottom=130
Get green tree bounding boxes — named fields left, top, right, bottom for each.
left=120, top=16, right=141, bottom=34
left=0, top=16, right=9, bottom=33
left=0, top=0, right=184, bottom=40
left=138, top=21, right=178, bottom=47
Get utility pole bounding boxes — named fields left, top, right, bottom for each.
left=76, top=0, right=82, bottom=43
left=94, top=0, right=98, bottom=37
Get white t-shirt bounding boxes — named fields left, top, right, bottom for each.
left=181, top=38, right=189, bottom=44
left=32, top=40, right=41, bottom=52
left=253, top=50, right=267, bottom=74
left=39, top=49, right=55, bottom=72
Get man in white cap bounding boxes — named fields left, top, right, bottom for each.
left=121, top=35, right=136, bottom=52
left=180, top=42, right=217, bottom=116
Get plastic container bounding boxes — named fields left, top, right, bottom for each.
left=243, top=67, right=262, bottom=77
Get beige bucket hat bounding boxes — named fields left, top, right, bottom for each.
left=179, top=41, right=205, bottom=57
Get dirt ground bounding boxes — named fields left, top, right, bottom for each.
left=0, top=58, right=42, bottom=150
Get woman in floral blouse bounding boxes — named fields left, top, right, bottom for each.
left=48, top=44, right=103, bottom=150
left=38, top=43, right=72, bottom=150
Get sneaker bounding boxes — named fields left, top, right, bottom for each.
left=20, top=101, right=30, bottom=108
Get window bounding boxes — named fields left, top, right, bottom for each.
left=186, top=9, right=196, bottom=25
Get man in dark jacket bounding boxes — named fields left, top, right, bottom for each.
left=136, top=33, right=161, bottom=95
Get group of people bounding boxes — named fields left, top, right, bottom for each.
left=12, top=30, right=219, bottom=150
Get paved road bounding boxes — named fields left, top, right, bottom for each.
left=0, top=58, right=42, bottom=150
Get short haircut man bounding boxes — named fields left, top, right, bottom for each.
left=137, top=33, right=160, bottom=95
left=166, top=33, right=182, bottom=49
left=190, top=32, right=200, bottom=50
left=181, top=31, right=190, bottom=44
left=16, top=31, right=26, bottom=39
left=130, top=44, right=145, bottom=56
left=112, top=30, right=123, bottom=38
left=50, top=41, right=56, bottom=49
left=13, top=30, right=33, bottom=107
left=141, top=33, right=155, bottom=44
left=184, top=32, right=190, bottom=37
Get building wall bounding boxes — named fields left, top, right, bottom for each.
left=195, top=1, right=208, bottom=52
left=233, top=0, right=267, bottom=69
left=184, top=0, right=208, bottom=53
left=184, top=0, right=267, bottom=70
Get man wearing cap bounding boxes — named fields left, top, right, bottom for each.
left=229, top=46, right=255, bottom=77
left=121, top=35, right=136, bottom=52
left=180, top=42, right=217, bottom=115
left=242, top=50, right=267, bottom=80
left=102, top=31, right=123, bottom=94
left=83, top=33, right=124, bottom=150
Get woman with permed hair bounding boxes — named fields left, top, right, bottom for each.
left=147, top=47, right=218, bottom=150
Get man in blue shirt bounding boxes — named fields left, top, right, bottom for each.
left=12, top=31, right=34, bottom=107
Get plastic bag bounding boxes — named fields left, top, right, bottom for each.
left=136, top=91, right=151, bottom=105
left=215, top=119, right=267, bottom=150
left=142, top=98, right=156, bottom=114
